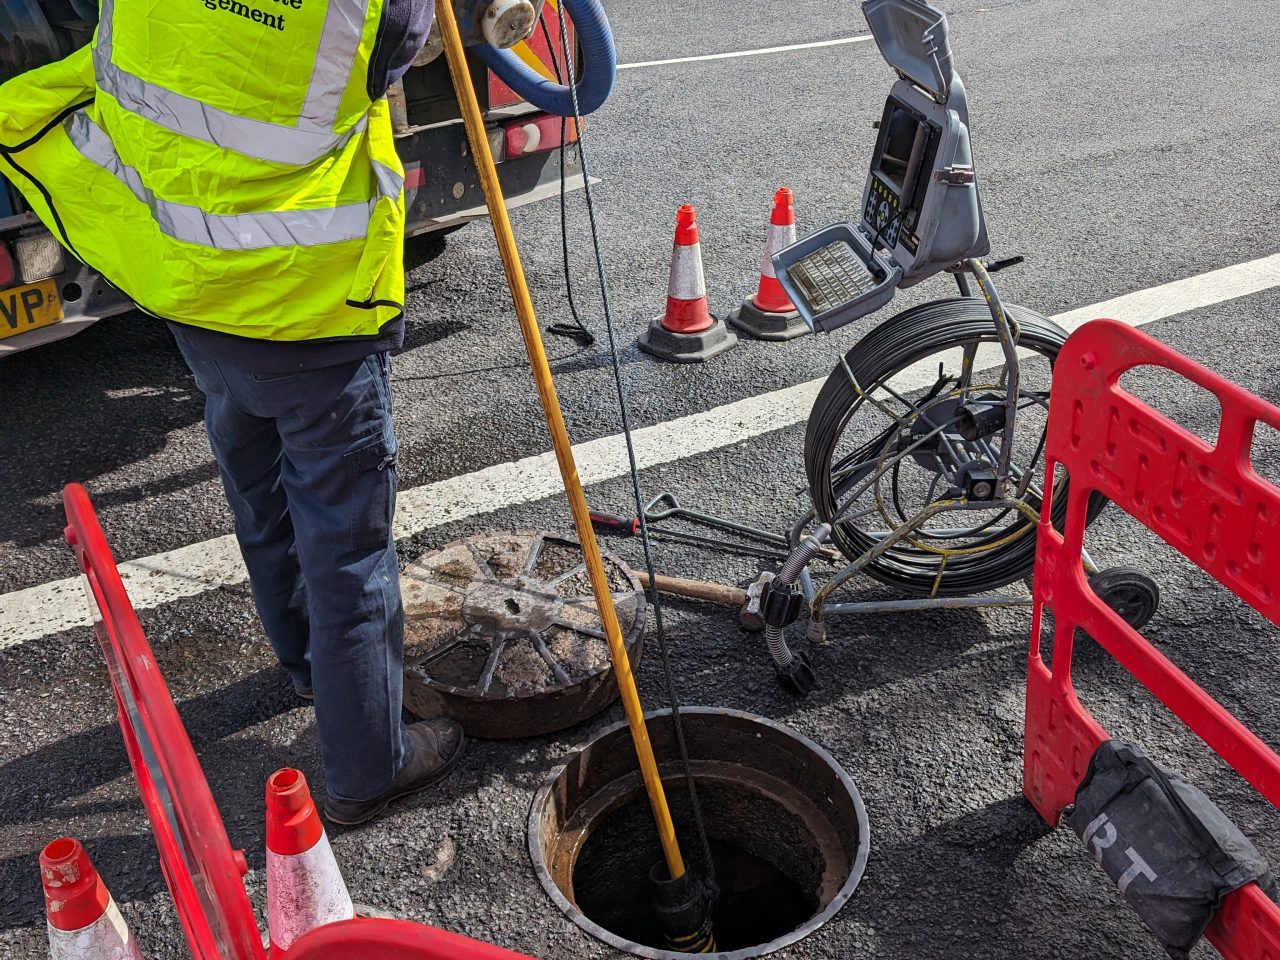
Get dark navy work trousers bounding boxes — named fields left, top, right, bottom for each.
left=171, top=327, right=407, bottom=803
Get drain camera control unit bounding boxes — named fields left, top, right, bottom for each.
left=772, top=0, right=990, bottom=334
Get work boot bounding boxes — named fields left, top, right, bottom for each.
left=323, top=718, right=466, bottom=826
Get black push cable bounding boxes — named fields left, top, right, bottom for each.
left=552, top=3, right=719, bottom=903
left=538, top=15, right=595, bottom=346
left=806, top=298, right=1100, bottom=596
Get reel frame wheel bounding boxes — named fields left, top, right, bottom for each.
left=1089, top=565, right=1160, bottom=631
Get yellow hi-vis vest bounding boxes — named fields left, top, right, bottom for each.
left=0, top=0, right=405, bottom=341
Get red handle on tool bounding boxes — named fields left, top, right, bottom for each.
left=589, top=511, right=640, bottom=535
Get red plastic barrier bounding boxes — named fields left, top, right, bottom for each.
left=1023, top=320, right=1280, bottom=958
left=288, top=918, right=536, bottom=959
left=64, top=483, right=540, bottom=959
left=64, top=482, right=266, bottom=960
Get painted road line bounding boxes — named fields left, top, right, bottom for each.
left=617, top=35, right=874, bottom=71
left=2, top=252, right=1279, bottom=648
left=1052, top=254, right=1280, bottom=331
left=0, top=380, right=826, bottom=647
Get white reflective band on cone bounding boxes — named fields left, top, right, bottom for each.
left=46, top=896, right=143, bottom=960
left=758, top=222, right=797, bottom=279
left=667, top=242, right=707, bottom=301
left=267, top=832, right=355, bottom=951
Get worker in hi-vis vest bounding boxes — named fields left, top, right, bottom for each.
left=0, top=1, right=466, bottom=825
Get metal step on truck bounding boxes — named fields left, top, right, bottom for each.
left=0, top=0, right=588, bottom=356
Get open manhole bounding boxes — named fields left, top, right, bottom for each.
left=400, top=531, right=645, bottom=738
left=529, top=708, right=869, bottom=958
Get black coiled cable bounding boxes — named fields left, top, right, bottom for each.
left=805, top=297, right=1104, bottom=596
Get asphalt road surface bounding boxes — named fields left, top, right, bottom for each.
left=2, top=1, right=1279, bottom=957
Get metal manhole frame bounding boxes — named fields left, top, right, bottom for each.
left=526, top=707, right=871, bottom=960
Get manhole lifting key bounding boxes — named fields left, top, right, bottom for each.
left=436, top=0, right=689, bottom=883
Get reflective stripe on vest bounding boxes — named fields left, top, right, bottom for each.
left=95, top=0, right=373, bottom=166
left=66, top=110, right=403, bottom=250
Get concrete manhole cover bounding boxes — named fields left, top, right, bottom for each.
left=401, top=531, right=646, bottom=738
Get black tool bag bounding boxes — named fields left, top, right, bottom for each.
left=1066, top=740, right=1276, bottom=958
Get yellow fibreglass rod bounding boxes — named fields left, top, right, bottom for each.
left=433, top=0, right=687, bottom=882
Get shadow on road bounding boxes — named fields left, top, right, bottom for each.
left=628, top=588, right=1010, bottom=726
left=0, top=667, right=301, bottom=833
left=0, top=659, right=313, bottom=930
left=853, top=795, right=1058, bottom=958
left=0, top=231, right=463, bottom=556
left=0, top=314, right=206, bottom=551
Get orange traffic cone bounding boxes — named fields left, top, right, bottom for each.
left=40, top=837, right=144, bottom=960
left=638, top=204, right=737, bottom=362
left=728, top=187, right=808, bottom=341
left=265, top=769, right=354, bottom=953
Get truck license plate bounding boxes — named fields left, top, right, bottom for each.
left=0, top=278, right=63, bottom=341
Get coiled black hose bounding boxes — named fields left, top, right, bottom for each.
left=805, top=297, right=1104, bottom=597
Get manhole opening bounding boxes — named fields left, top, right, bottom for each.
left=531, top=709, right=868, bottom=959
left=572, top=781, right=818, bottom=952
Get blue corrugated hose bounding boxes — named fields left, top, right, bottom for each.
left=476, top=0, right=616, bottom=116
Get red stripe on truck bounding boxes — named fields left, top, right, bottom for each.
left=487, top=10, right=575, bottom=109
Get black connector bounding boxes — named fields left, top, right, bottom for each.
left=956, top=461, right=998, bottom=501
left=983, top=254, right=1025, bottom=274
left=776, top=652, right=816, bottom=696
left=760, top=581, right=805, bottom=629
left=955, top=397, right=1007, bottom=441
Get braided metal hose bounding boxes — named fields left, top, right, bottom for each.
left=765, top=525, right=831, bottom=669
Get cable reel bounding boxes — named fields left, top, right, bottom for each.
left=803, top=296, right=1104, bottom=597
left=750, top=0, right=1162, bottom=694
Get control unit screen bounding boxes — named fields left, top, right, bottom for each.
left=876, top=105, right=921, bottom=191
left=866, top=97, right=942, bottom=250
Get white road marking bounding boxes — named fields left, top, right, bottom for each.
left=1052, top=254, right=1280, bottom=330
left=617, top=35, right=875, bottom=71
left=2, top=253, right=1279, bottom=648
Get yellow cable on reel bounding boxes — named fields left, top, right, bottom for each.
left=433, top=0, right=689, bottom=885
